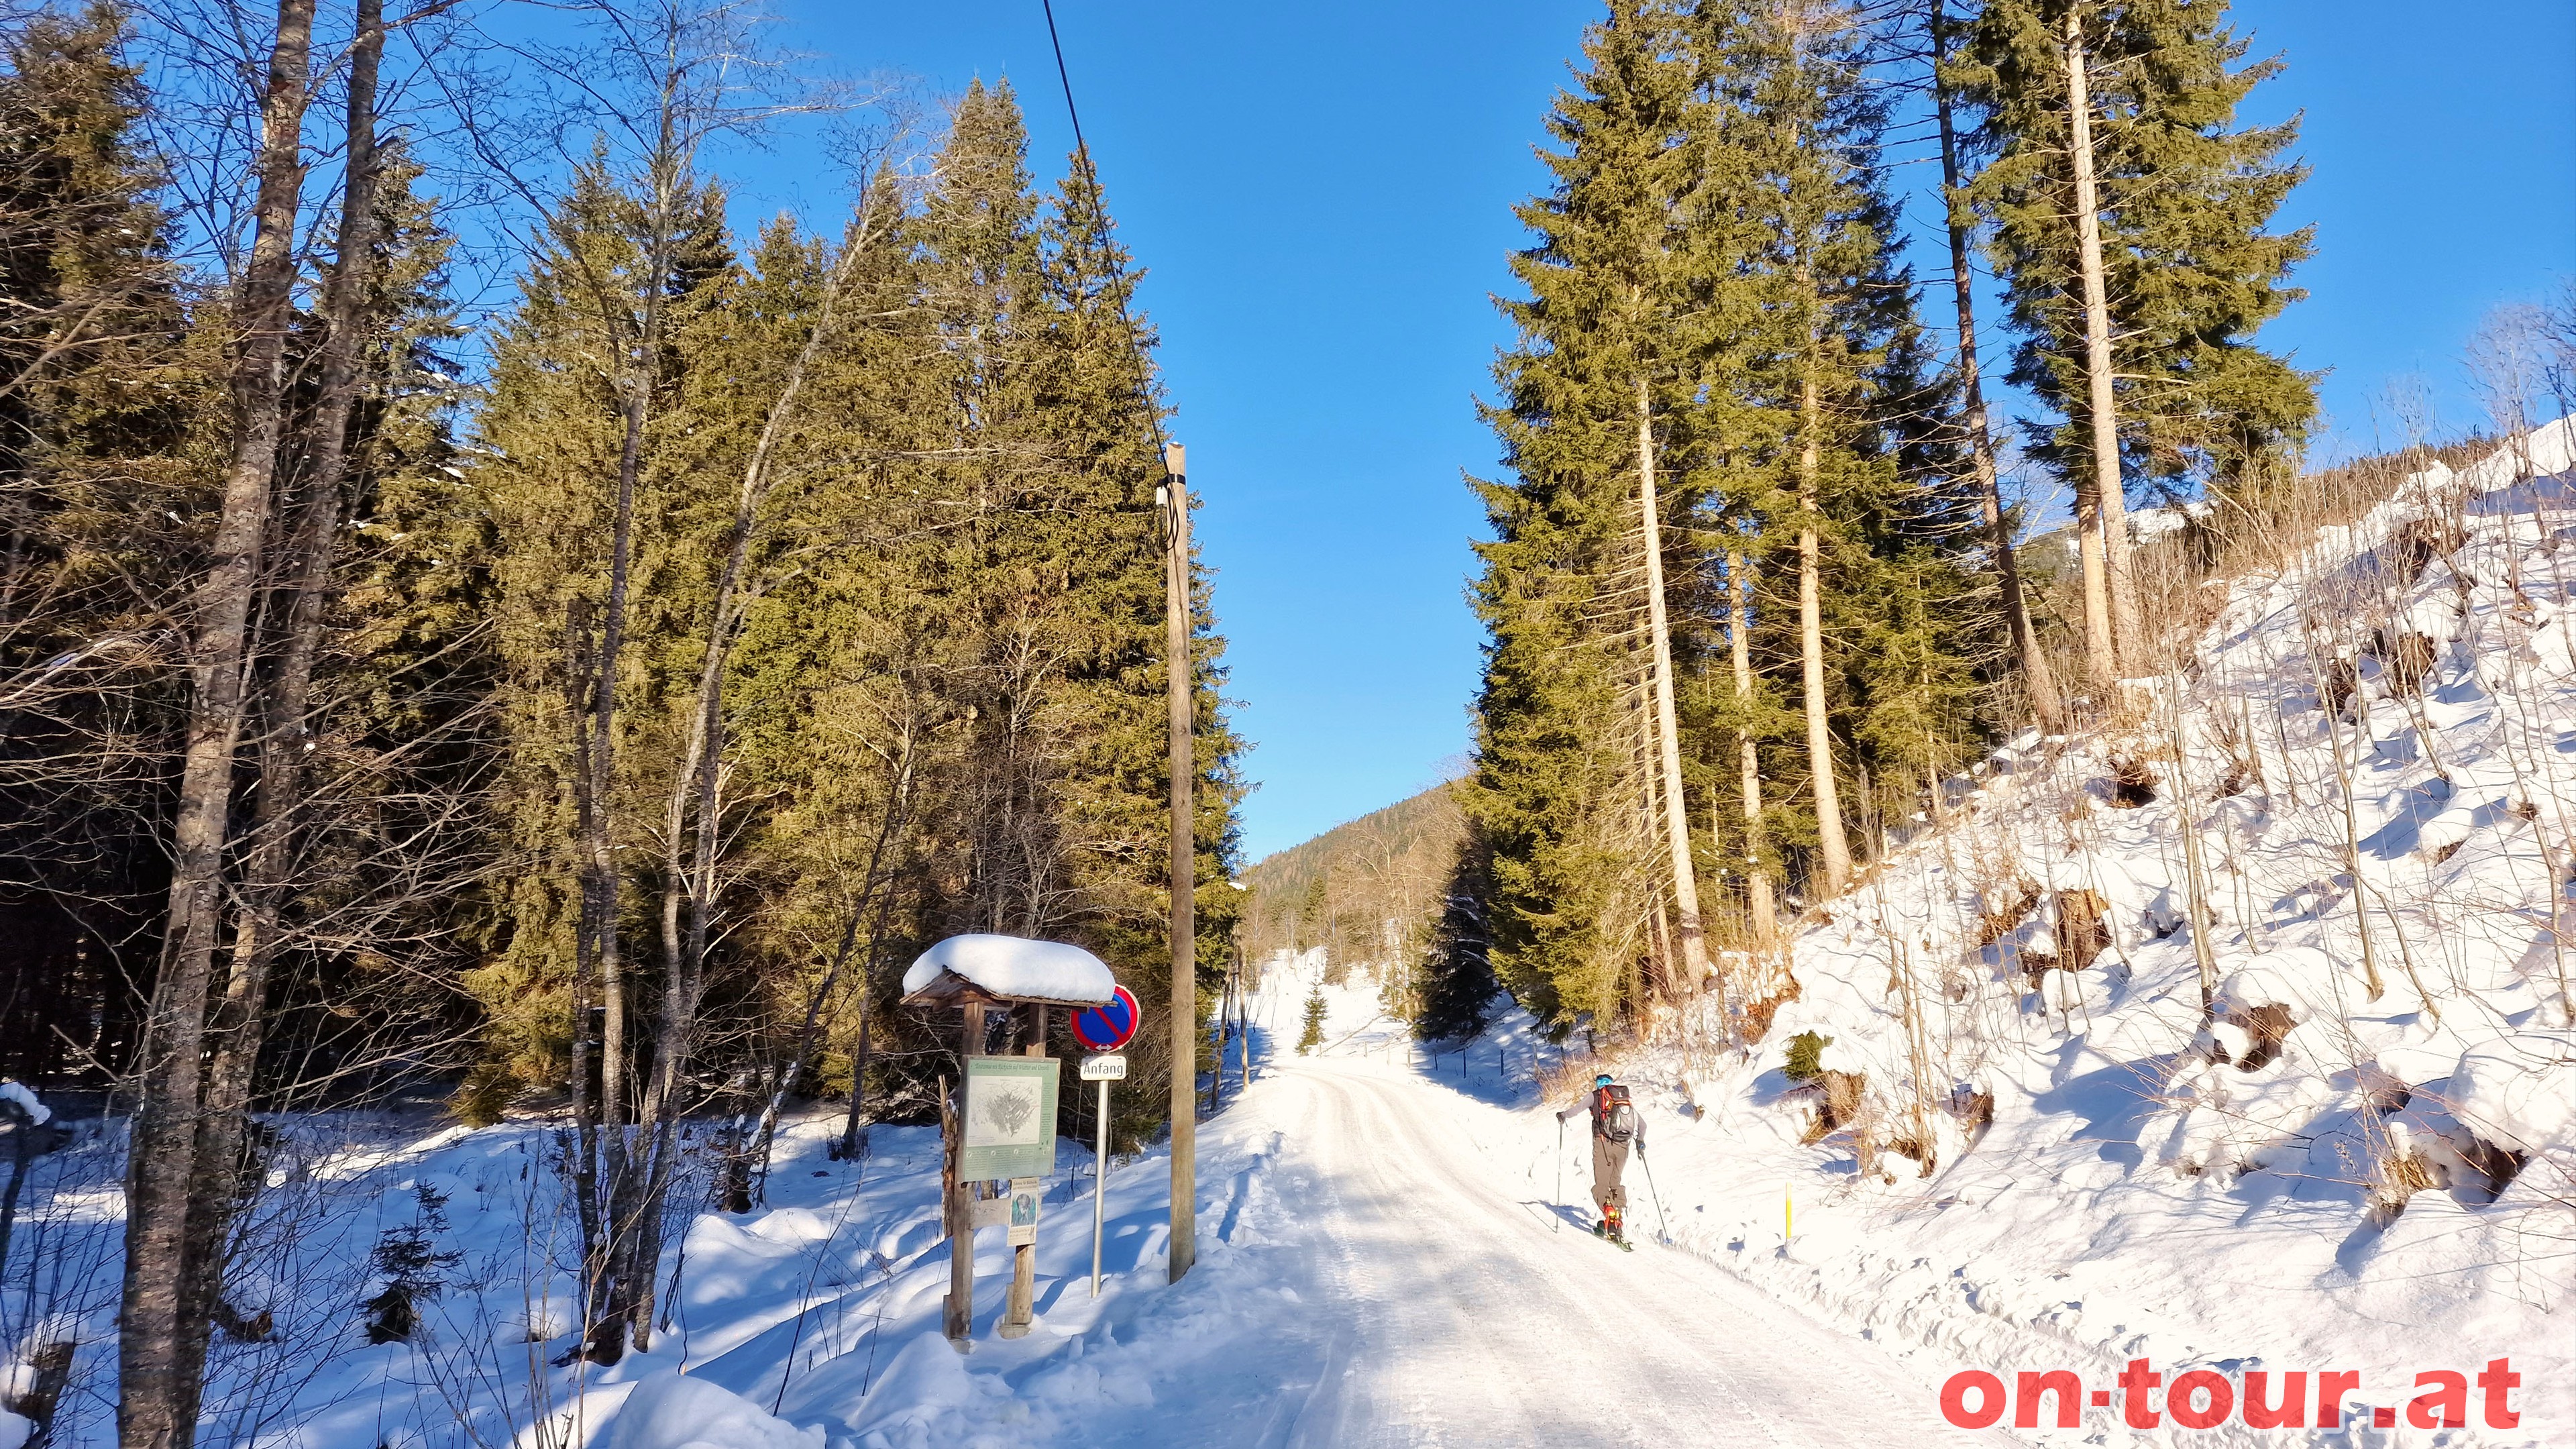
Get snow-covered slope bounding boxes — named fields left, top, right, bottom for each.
left=0, top=1098, right=1340, bottom=1449
left=1575, top=419, right=2576, bottom=1446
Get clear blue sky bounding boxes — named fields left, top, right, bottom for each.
left=736, top=0, right=2575, bottom=864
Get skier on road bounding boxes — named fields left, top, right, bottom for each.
left=1559, top=1073, right=1642, bottom=1244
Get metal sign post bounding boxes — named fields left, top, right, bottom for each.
left=1073, top=985, right=1140, bottom=1300
left=1081, top=1051, right=1127, bottom=1297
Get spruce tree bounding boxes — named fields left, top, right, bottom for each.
left=1693, top=0, right=1941, bottom=897
left=1923, top=0, right=2064, bottom=733
left=476, top=156, right=738, bottom=1358
left=474, top=162, right=734, bottom=1099
left=0, top=0, right=203, bottom=1080
left=1041, top=148, right=1248, bottom=1136
left=1964, top=0, right=2316, bottom=560
left=888, top=83, right=1242, bottom=1144
left=1414, top=828, right=1499, bottom=1042
left=1470, top=0, right=1700, bottom=1026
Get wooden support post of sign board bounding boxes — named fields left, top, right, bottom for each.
left=999, top=1020, right=1044, bottom=1338
left=944, top=1002, right=987, bottom=1348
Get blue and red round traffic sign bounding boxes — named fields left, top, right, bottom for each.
left=1073, top=984, right=1140, bottom=1051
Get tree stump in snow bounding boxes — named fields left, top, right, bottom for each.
left=1820, top=1069, right=1866, bottom=1131
left=2377, top=630, right=2438, bottom=696
left=1974, top=879, right=2041, bottom=948
left=2053, top=889, right=2111, bottom=972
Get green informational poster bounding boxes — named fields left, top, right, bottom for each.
left=959, top=1055, right=1060, bottom=1181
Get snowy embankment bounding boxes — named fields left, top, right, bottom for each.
left=0, top=951, right=1487, bottom=1449
left=1518, top=421, right=2576, bottom=1447
left=0, top=1079, right=1331, bottom=1449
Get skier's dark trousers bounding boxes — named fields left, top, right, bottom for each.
left=1558, top=1074, right=1643, bottom=1242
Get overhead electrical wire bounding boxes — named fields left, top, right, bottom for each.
left=1037, top=0, right=1183, bottom=537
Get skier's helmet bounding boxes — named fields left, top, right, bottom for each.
left=1594, top=1073, right=1613, bottom=1087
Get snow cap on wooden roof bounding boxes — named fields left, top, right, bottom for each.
left=900, top=932, right=1116, bottom=1008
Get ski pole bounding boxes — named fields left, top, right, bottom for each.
left=1554, top=1118, right=1564, bottom=1232
left=1639, top=1144, right=1670, bottom=1245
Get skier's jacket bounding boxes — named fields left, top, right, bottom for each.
left=1557, top=1083, right=1644, bottom=1146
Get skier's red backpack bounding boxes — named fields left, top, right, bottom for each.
left=1593, top=1083, right=1636, bottom=1142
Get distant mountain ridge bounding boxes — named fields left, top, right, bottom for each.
left=1240, top=782, right=1468, bottom=973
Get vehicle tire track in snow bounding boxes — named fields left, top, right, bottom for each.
left=1271, top=1057, right=2023, bottom=1448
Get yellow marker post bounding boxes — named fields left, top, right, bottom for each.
left=1784, top=1182, right=1793, bottom=1242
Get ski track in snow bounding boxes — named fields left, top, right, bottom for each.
left=1264, top=1054, right=2014, bottom=1448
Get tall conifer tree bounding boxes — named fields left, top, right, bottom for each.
left=1470, top=0, right=1699, bottom=1024
left=1698, top=0, right=1927, bottom=897
left=0, top=0, right=203, bottom=1081
left=1964, top=0, right=2315, bottom=667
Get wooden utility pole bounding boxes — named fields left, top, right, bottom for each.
left=1000, top=1006, right=1042, bottom=1338
left=2065, top=1, right=2140, bottom=686
left=1633, top=379, right=1712, bottom=988
left=1163, top=443, right=1196, bottom=1285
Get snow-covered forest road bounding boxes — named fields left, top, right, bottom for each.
left=1257, top=1055, right=2013, bottom=1447
left=5, top=1019, right=2033, bottom=1449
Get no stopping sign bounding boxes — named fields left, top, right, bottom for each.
left=1072, top=984, right=1140, bottom=1051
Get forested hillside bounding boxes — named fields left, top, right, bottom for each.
left=1462, top=0, right=2330, bottom=1032
left=0, top=0, right=1238, bottom=1429
left=1240, top=785, right=1459, bottom=963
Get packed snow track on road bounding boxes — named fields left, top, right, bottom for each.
left=1256, top=1055, right=2016, bottom=1448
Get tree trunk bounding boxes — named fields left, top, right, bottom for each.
left=836, top=981, right=875, bottom=1161
left=1633, top=378, right=1711, bottom=989
left=578, top=380, right=645, bottom=1364
left=2065, top=1, right=2139, bottom=683
left=188, top=0, right=386, bottom=1372
left=1726, top=550, right=1775, bottom=941
left=1633, top=669, right=1667, bottom=994
left=648, top=209, right=873, bottom=1150
left=1931, top=0, right=2063, bottom=733
left=1796, top=360, right=1852, bottom=895
left=759, top=729, right=914, bottom=1189
left=120, top=4, right=314, bottom=1445
left=565, top=603, right=604, bottom=1308
left=634, top=192, right=891, bottom=1338
left=1235, top=947, right=1251, bottom=1091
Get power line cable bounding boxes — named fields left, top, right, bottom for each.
left=1038, top=0, right=1182, bottom=531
